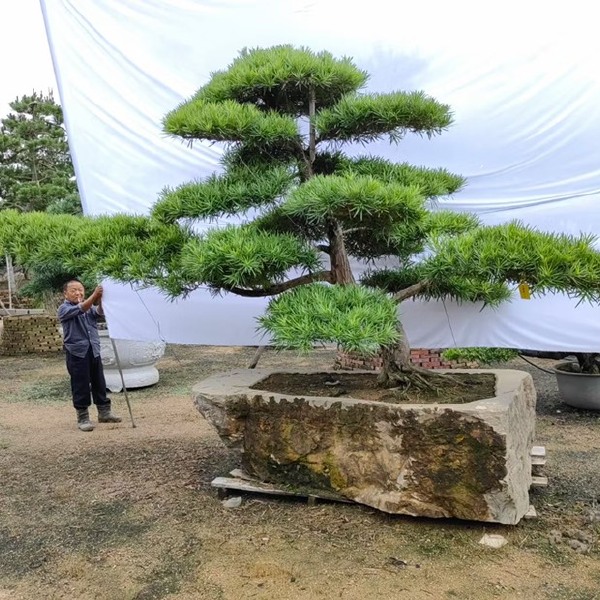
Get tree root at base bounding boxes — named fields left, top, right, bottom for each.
left=377, top=364, right=467, bottom=398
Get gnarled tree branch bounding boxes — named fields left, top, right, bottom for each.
left=392, top=280, right=429, bottom=303
left=227, top=270, right=333, bottom=297
left=342, top=226, right=370, bottom=235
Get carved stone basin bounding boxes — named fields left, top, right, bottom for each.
left=193, top=368, right=537, bottom=524
left=99, top=330, right=166, bottom=392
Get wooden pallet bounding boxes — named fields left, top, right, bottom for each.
left=212, top=471, right=353, bottom=505
left=530, top=446, right=548, bottom=489
left=524, top=445, right=547, bottom=519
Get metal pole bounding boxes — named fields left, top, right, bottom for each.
left=5, top=254, right=14, bottom=310
left=109, top=337, right=136, bottom=428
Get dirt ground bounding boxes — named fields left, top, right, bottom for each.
left=1, top=345, right=600, bottom=600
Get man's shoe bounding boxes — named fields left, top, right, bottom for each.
left=76, top=408, right=94, bottom=432
left=98, top=405, right=122, bottom=423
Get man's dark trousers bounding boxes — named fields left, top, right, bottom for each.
left=66, top=347, right=109, bottom=409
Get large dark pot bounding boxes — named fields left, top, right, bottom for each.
left=555, top=362, right=600, bottom=410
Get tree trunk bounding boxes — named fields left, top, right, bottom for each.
left=328, top=221, right=354, bottom=284
left=308, top=87, right=316, bottom=167
left=377, top=320, right=463, bottom=391
left=299, top=86, right=317, bottom=182
left=378, top=320, right=412, bottom=386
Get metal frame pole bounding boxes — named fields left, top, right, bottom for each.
left=5, top=254, right=14, bottom=310
left=109, top=336, right=136, bottom=428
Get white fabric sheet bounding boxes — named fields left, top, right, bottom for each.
left=40, top=0, right=600, bottom=350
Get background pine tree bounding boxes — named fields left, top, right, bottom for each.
left=0, top=91, right=81, bottom=214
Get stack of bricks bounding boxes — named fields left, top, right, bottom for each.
left=0, top=314, right=63, bottom=355
left=335, top=348, right=479, bottom=371
left=409, top=348, right=479, bottom=369
left=0, top=290, right=34, bottom=309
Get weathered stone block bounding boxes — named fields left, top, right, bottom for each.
left=193, top=368, right=536, bottom=524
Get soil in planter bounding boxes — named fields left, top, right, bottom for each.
left=251, top=372, right=496, bottom=404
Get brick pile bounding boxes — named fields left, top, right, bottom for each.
left=0, top=291, right=34, bottom=309
left=0, top=314, right=63, bottom=355
left=335, top=348, right=479, bottom=371
left=0, top=284, right=35, bottom=309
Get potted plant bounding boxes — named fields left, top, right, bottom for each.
left=520, top=349, right=600, bottom=410
left=152, top=46, right=600, bottom=523
left=555, top=353, right=600, bottom=410
left=553, top=353, right=600, bottom=410
left=3, top=46, right=600, bottom=522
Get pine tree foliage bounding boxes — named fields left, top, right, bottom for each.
left=192, top=46, right=368, bottom=114
left=146, top=46, right=600, bottom=357
left=2, top=46, right=600, bottom=367
left=0, top=91, right=81, bottom=214
left=153, top=165, right=293, bottom=223
left=315, top=91, right=453, bottom=143
left=179, top=226, right=322, bottom=293
left=0, top=210, right=189, bottom=298
left=260, top=285, right=399, bottom=353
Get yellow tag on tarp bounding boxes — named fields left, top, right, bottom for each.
left=518, top=282, right=531, bottom=300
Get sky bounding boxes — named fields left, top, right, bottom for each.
left=0, top=0, right=57, bottom=116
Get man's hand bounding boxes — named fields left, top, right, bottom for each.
left=95, top=285, right=104, bottom=316
left=80, top=285, right=104, bottom=313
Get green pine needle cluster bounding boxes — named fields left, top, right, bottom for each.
left=424, top=222, right=600, bottom=304
left=195, top=45, right=368, bottom=114
left=282, top=174, right=427, bottom=226
left=315, top=91, right=453, bottom=143
left=0, top=210, right=190, bottom=298
left=336, top=156, right=466, bottom=197
left=260, top=284, right=399, bottom=353
left=153, top=165, right=294, bottom=223
left=425, top=211, right=481, bottom=237
left=179, top=226, right=321, bottom=292
left=164, top=99, right=299, bottom=147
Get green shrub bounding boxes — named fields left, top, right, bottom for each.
left=442, top=347, right=518, bottom=365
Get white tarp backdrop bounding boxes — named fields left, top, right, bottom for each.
left=40, top=0, right=600, bottom=350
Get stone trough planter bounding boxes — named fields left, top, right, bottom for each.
left=194, top=368, right=537, bottom=524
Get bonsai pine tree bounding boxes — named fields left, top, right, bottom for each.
left=149, top=46, right=600, bottom=384
left=2, top=46, right=600, bottom=381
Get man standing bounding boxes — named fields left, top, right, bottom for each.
left=58, top=280, right=121, bottom=431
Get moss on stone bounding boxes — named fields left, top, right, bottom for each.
left=227, top=392, right=506, bottom=521
left=400, top=410, right=506, bottom=520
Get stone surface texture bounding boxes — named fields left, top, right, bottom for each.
left=193, top=368, right=537, bottom=524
